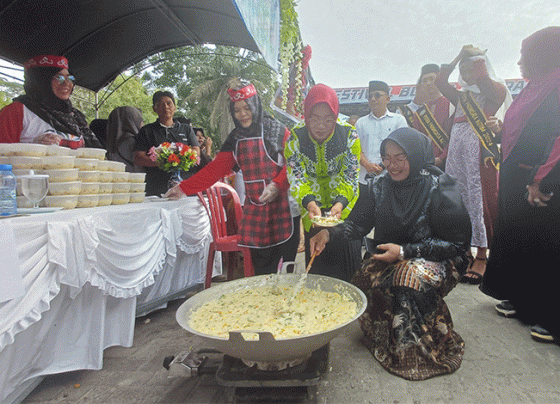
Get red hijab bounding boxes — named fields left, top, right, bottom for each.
left=501, top=27, right=560, bottom=161
left=303, top=83, right=339, bottom=124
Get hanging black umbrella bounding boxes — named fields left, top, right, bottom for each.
left=0, top=0, right=267, bottom=91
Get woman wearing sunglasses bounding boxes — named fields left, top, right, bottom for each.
left=0, top=55, right=102, bottom=147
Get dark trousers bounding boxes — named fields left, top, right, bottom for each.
left=250, top=216, right=300, bottom=275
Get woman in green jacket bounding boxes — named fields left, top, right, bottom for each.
left=285, top=83, right=361, bottom=281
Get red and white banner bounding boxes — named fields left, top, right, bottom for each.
left=335, top=79, right=527, bottom=105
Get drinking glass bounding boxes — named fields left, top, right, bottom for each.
left=21, top=174, right=49, bottom=209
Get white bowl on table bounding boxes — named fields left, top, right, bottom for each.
left=74, top=158, right=99, bottom=171
left=48, top=181, right=81, bottom=196
left=80, top=182, right=100, bottom=195
left=42, top=155, right=75, bottom=170
left=128, top=172, right=146, bottom=183
left=75, top=148, right=106, bottom=160
left=129, top=182, right=146, bottom=193
left=98, top=182, right=113, bottom=194
left=111, top=192, right=130, bottom=205
left=44, top=194, right=78, bottom=210
left=77, top=194, right=99, bottom=208
left=129, top=192, right=145, bottom=203
left=77, top=170, right=100, bottom=183
left=41, top=168, right=79, bottom=183
left=10, top=156, right=43, bottom=169
left=10, top=143, right=48, bottom=157
left=97, top=193, right=113, bottom=206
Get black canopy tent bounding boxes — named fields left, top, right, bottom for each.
left=0, top=0, right=265, bottom=92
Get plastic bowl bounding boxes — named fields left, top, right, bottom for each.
left=75, top=148, right=106, bottom=160
left=41, top=168, right=79, bottom=183
left=48, top=181, right=81, bottom=196
left=111, top=171, right=129, bottom=183
left=96, top=160, right=112, bottom=171
left=42, top=155, right=75, bottom=169
left=98, top=182, right=113, bottom=194
left=10, top=156, right=43, bottom=169
left=128, top=172, right=147, bottom=183
left=44, top=194, right=78, bottom=210
left=0, top=143, right=15, bottom=156
left=98, top=171, right=113, bottom=182
left=74, top=158, right=99, bottom=171
left=112, top=182, right=131, bottom=193
left=9, top=143, right=48, bottom=157
left=129, top=192, right=145, bottom=203
left=79, top=182, right=100, bottom=195
left=77, top=194, right=100, bottom=208
left=97, top=193, right=113, bottom=206
left=45, top=145, right=72, bottom=156
left=16, top=195, right=35, bottom=208
left=129, top=182, right=146, bottom=193
left=77, top=170, right=100, bottom=183
left=12, top=168, right=35, bottom=176
left=105, top=160, right=126, bottom=172
left=111, top=192, right=130, bottom=205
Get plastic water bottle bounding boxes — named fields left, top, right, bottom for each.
left=0, top=164, right=17, bottom=216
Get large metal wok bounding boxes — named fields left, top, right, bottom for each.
left=176, top=274, right=367, bottom=364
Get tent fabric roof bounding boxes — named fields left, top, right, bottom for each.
left=0, top=0, right=262, bottom=91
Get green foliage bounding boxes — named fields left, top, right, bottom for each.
left=71, top=75, right=157, bottom=123
left=140, top=45, right=277, bottom=146
left=0, top=78, right=24, bottom=110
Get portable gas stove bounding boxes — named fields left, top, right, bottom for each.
left=164, top=343, right=329, bottom=403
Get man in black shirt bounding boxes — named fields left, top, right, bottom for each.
left=133, top=91, right=199, bottom=196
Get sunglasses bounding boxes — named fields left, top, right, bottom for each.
left=52, top=74, right=75, bottom=84
left=369, top=91, right=388, bottom=100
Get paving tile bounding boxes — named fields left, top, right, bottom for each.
left=21, top=258, right=560, bottom=404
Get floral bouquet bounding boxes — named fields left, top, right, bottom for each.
left=148, top=142, right=199, bottom=172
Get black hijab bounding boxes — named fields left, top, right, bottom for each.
left=221, top=82, right=284, bottom=163
left=375, top=127, right=442, bottom=243
left=14, top=66, right=102, bottom=148
left=106, top=106, right=143, bottom=157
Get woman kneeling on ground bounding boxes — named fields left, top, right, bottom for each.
left=310, top=127, right=472, bottom=380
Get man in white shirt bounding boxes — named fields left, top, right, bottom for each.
left=355, top=80, right=408, bottom=193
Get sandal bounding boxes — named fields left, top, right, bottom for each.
left=461, top=271, right=483, bottom=284
left=459, top=257, right=486, bottom=284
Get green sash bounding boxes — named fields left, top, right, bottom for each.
left=415, top=104, right=449, bottom=152
left=459, top=91, right=500, bottom=169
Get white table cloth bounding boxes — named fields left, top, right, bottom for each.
left=0, top=197, right=218, bottom=403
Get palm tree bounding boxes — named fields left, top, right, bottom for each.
left=142, top=46, right=276, bottom=146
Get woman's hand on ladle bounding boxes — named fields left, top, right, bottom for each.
left=309, top=229, right=329, bottom=256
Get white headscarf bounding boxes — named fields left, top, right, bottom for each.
left=458, top=53, right=513, bottom=121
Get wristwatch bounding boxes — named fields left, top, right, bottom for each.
left=398, top=245, right=404, bottom=260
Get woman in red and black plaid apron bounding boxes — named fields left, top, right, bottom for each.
left=166, top=80, right=299, bottom=275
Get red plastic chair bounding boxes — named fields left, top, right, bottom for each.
left=197, top=181, right=254, bottom=289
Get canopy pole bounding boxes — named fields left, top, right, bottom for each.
left=95, top=92, right=99, bottom=119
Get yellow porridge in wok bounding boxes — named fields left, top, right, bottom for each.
left=189, top=284, right=357, bottom=339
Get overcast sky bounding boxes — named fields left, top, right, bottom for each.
left=296, top=0, right=560, bottom=88
left=2, top=1, right=558, bottom=90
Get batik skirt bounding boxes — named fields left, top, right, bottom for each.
left=351, top=256, right=464, bottom=380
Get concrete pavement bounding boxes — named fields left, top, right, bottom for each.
left=22, top=255, right=560, bottom=404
